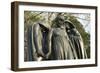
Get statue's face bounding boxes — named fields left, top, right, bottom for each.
left=57, top=17, right=65, bottom=27
left=59, top=19, right=64, bottom=24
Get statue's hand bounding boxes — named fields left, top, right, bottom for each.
left=37, top=50, right=45, bottom=58
left=37, top=56, right=43, bottom=61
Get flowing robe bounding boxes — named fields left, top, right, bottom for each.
left=48, top=28, right=78, bottom=60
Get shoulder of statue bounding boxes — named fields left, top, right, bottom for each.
left=34, top=23, right=40, bottom=29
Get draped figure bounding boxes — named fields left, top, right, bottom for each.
left=64, top=20, right=87, bottom=59
left=27, top=23, right=49, bottom=61
left=26, top=14, right=87, bottom=61
left=46, top=14, right=87, bottom=60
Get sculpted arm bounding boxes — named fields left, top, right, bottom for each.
left=33, top=24, right=44, bottom=57
left=46, top=29, right=53, bottom=59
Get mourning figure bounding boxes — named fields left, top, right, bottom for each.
left=47, top=14, right=77, bottom=60
left=64, top=20, right=87, bottom=59
left=27, top=23, right=49, bottom=61
left=26, top=13, right=87, bottom=61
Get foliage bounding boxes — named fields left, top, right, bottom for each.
left=24, top=11, right=45, bottom=31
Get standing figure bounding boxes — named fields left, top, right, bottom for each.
left=46, top=14, right=77, bottom=60
left=64, top=20, right=87, bottom=59
left=27, top=23, right=49, bottom=61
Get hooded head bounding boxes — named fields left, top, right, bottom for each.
left=64, top=20, right=75, bottom=29
left=55, top=13, right=65, bottom=27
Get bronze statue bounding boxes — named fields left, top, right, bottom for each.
left=64, top=20, right=87, bottom=59
left=27, top=23, right=49, bottom=61
left=47, top=14, right=77, bottom=60
left=27, top=13, right=87, bottom=61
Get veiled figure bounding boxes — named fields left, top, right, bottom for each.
left=47, top=13, right=87, bottom=60
left=65, top=20, right=87, bottom=59
left=47, top=14, right=77, bottom=60
left=27, top=23, right=49, bottom=61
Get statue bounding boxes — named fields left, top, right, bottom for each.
left=27, top=23, right=49, bottom=61
left=47, top=14, right=77, bottom=60
left=64, top=20, right=87, bottom=59
left=27, top=13, right=87, bottom=61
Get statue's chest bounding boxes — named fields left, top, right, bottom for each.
left=53, top=28, right=67, bottom=37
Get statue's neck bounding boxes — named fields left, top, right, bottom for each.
left=60, top=25, right=65, bottom=29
